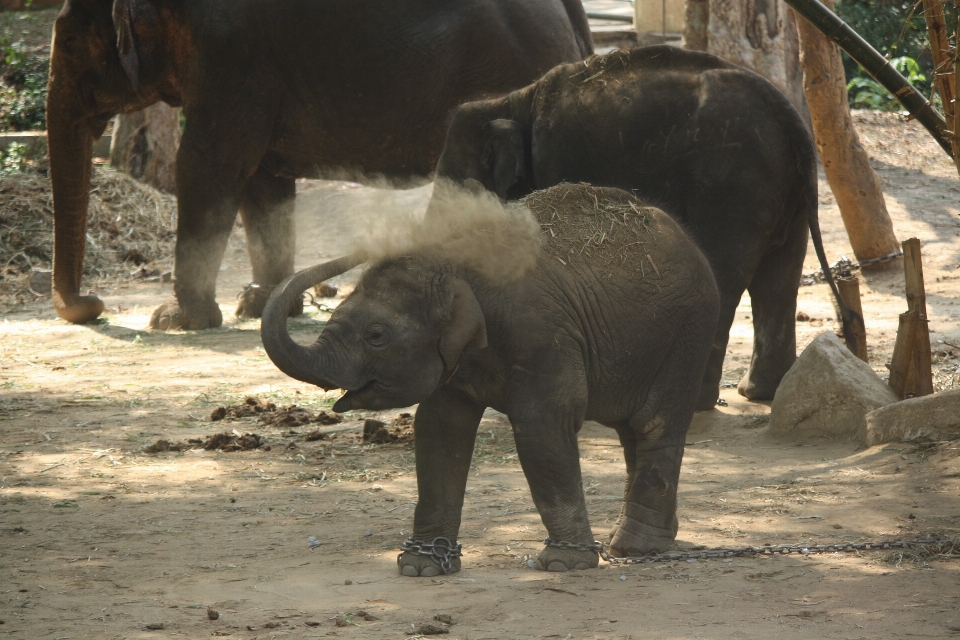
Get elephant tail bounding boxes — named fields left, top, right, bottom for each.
left=560, top=0, right=595, bottom=58
left=798, top=139, right=866, bottom=358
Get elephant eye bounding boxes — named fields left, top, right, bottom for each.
left=363, top=324, right=391, bottom=348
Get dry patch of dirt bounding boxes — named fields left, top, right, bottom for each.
left=1, top=113, right=959, bottom=639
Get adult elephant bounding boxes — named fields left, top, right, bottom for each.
left=47, top=0, right=592, bottom=329
left=432, top=46, right=861, bottom=409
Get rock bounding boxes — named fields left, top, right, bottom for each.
left=29, top=269, right=51, bottom=294
left=769, top=332, right=898, bottom=442
left=206, top=608, right=219, bottom=620
left=865, top=388, right=960, bottom=445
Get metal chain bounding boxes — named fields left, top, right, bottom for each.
left=802, top=251, right=904, bottom=286
left=399, top=537, right=463, bottom=574
left=544, top=537, right=953, bottom=565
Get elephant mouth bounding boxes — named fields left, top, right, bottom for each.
left=332, top=379, right=380, bottom=412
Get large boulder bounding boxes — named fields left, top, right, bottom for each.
left=865, top=388, right=960, bottom=445
left=769, top=332, right=899, bottom=442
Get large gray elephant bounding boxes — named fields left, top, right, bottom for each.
left=46, top=0, right=592, bottom=329
left=261, top=184, right=720, bottom=575
left=432, top=45, right=861, bottom=409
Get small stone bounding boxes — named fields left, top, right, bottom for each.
left=344, top=579, right=352, bottom=585
left=796, top=311, right=810, bottom=322
left=314, top=282, right=339, bottom=298
left=364, top=529, right=373, bottom=536
left=144, top=622, right=164, bottom=630
left=305, top=620, right=320, bottom=627
left=433, top=614, right=453, bottom=625
left=334, top=615, right=349, bottom=627
left=207, top=608, right=219, bottom=620
left=308, top=536, right=321, bottom=548
left=619, top=574, right=627, bottom=580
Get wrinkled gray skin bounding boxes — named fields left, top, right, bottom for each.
left=261, top=185, right=720, bottom=576
left=433, top=45, right=861, bottom=410
left=45, top=0, right=591, bottom=328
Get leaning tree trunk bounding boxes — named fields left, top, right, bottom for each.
left=692, top=0, right=811, bottom=127
left=110, top=102, right=180, bottom=193
left=795, top=0, right=902, bottom=268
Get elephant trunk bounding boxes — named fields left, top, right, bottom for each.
left=261, top=252, right=367, bottom=388
left=46, top=90, right=105, bottom=324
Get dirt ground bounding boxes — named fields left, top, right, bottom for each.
left=2, top=111, right=960, bottom=639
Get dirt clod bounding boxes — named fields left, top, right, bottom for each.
left=144, top=622, right=164, bottom=630
left=206, top=608, right=219, bottom=620
left=362, top=414, right=414, bottom=444
left=411, top=623, right=449, bottom=635
left=433, top=614, right=454, bottom=625
left=334, top=615, right=350, bottom=627
left=796, top=311, right=811, bottom=322
left=208, top=397, right=341, bottom=428
left=356, top=610, right=378, bottom=621
left=143, top=432, right=269, bottom=454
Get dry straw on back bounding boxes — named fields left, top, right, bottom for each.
left=523, top=183, right=658, bottom=268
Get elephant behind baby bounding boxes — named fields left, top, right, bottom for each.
left=45, top=0, right=591, bottom=329
left=261, top=183, right=720, bottom=575
left=433, top=45, right=862, bottom=410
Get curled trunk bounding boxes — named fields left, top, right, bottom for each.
left=260, top=252, right=367, bottom=387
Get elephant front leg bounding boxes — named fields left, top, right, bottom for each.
left=511, top=414, right=598, bottom=573
left=399, top=387, right=484, bottom=577
left=235, top=167, right=299, bottom=319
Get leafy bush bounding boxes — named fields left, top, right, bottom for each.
left=0, top=141, right=30, bottom=175
left=835, top=0, right=958, bottom=110
left=847, top=56, right=927, bottom=110
left=0, top=39, right=48, bottom=132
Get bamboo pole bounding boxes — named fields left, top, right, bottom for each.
left=902, top=238, right=934, bottom=396
left=837, top=276, right=868, bottom=361
left=784, top=0, right=955, bottom=160
left=922, top=1, right=956, bottom=115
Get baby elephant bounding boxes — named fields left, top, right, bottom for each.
left=261, top=184, right=719, bottom=575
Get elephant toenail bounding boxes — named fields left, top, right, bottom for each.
left=533, top=559, right=546, bottom=571
left=547, top=561, right=568, bottom=572
left=573, top=561, right=590, bottom=570
left=400, top=565, right=419, bottom=577
left=419, top=566, right=440, bottom=577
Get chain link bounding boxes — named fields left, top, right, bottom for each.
left=802, top=251, right=903, bottom=286
left=544, top=537, right=952, bottom=565
left=399, top=537, right=463, bottom=574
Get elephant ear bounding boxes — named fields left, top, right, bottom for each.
left=481, top=119, right=525, bottom=199
left=434, top=273, right=488, bottom=373
left=112, top=0, right=161, bottom=90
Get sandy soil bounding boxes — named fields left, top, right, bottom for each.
left=2, top=111, right=959, bottom=639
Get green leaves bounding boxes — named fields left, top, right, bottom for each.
left=846, top=56, right=927, bottom=111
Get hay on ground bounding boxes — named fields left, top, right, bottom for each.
left=0, top=166, right=176, bottom=297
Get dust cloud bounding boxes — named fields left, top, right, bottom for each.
left=298, top=180, right=541, bottom=282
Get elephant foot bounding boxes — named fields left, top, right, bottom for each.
left=694, top=385, right=721, bottom=411
left=397, top=551, right=461, bottom=577
left=235, top=283, right=304, bottom=319
left=54, top=292, right=106, bottom=324
left=149, top=297, right=223, bottom=331
left=737, top=373, right=778, bottom=401
left=608, top=517, right=675, bottom=557
left=533, top=545, right=599, bottom=572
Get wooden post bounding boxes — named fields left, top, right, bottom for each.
left=902, top=238, right=934, bottom=396
left=955, top=13, right=960, bottom=176
left=837, top=276, right=867, bottom=361
left=888, top=309, right=920, bottom=399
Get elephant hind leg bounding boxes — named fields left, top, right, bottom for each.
left=612, top=332, right=711, bottom=556
left=738, top=216, right=807, bottom=400
left=235, top=167, right=299, bottom=319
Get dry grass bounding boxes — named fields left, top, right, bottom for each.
left=0, top=166, right=176, bottom=302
